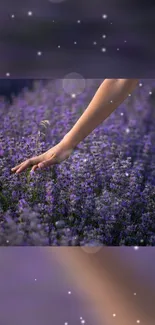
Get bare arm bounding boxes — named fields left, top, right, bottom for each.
left=64, top=79, right=139, bottom=148
left=11, top=79, right=139, bottom=173
left=53, top=248, right=154, bottom=325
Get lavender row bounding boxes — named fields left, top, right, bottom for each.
left=0, top=79, right=155, bottom=246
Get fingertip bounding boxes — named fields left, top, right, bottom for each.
left=31, top=165, right=38, bottom=172
left=38, top=163, right=44, bottom=168
left=16, top=169, right=21, bottom=174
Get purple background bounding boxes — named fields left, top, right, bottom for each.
left=0, top=0, right=154, bottom=77
left=0, top=247, right=155, bottom=324
left=0, top=248, right=98, bottom=325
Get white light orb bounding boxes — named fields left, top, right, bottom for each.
left=62, top=72, right=86, bottom=96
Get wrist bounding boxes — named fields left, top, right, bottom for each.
left=62, top=132, right=77, bottom=149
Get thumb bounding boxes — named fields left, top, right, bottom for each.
left=38, top=154, right=56, bottom=169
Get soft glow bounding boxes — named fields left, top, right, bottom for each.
left=113, top=313, right=116, bottom=317
left=81, top=246, right=101, bottom=254
left=139, top=83, right=143, bottom=87
left=6, top=72, right=10, bottom=77
left=77, top=20, right=81, bottom=23
left=101, top=47, right=106, bottom=52
left=37, top=51, right=42, bottom=56
left=102, top=34, right=106, bottom=38
left=93, top=41, right=97, bottom=45
left=63, top=72, right=86, bottom=96
left=28, top=11, right=33, bottom=16
left=11, top=14, right=15, bottom=18
left=68, top=291, right=71, bottom=294
left=134, top=246, right=139, bottom=250
left=102, top=14, right=108, bottom=19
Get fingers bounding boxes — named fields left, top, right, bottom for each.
left=31, top=164, right=39, bottom=172
left=38, top=154, right=56, bottom=169
left=11, top=153, right=56, bottom=174
left=15, top=160, right=32, bottom=174
left=12, top=158, right=37, bottom=174
left=11, top=162, right=24, bottom=172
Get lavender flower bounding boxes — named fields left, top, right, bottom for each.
left=0, top=79, right=154, bottom=245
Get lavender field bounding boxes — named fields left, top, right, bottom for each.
left=0, top=79, right=155, bottom=246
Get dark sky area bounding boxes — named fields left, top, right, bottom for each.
left=0, top=0, right=154, bottom=79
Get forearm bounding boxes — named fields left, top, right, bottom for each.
left=54, top=248, right=152, bottom=325
left=64, top=79, right=138, bottom=148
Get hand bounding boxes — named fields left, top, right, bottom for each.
left=11, top=139, right=73, bottom=174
